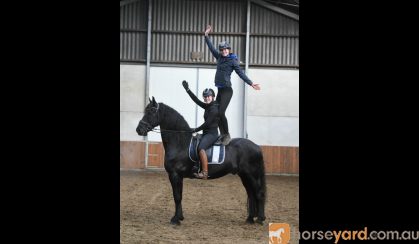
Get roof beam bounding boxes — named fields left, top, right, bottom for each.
left=120, top=0, right=141, bottom=7
left=251, top=0, right=299, bottom=21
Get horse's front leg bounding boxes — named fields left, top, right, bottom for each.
left=169, top=173, right=184, bottom=225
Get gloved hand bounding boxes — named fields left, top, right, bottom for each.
left=182, top=80, right=189, bottom=91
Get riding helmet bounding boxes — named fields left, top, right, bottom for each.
left=218, top=41, right=231, bottom=50
left=202, top=88, right=215, bottom=97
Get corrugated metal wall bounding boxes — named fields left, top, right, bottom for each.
left=151, top=0, right=246, bottom=64
left=120, top=0, right=148, bottom=61
left=250, top=3, right=299, bottom=66
left=120, top=0, right=299, bottom=67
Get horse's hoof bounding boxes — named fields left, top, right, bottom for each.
left=246, top=217, right=255, bottom=224
left=255, top=218, right=264, bottom=225
left=170, top=219, right=181, bottom=225
left=179, top=216, right=184, bottom=221
left=170, top=217, right=181, bottom=225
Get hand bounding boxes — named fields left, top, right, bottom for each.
left=182, top=80, right=189, bottom=90
left=204, top=25, right=212, bottom=36
left=251, top=83, right=261, bottom=90
left=190, top=128, right=197, bottom=133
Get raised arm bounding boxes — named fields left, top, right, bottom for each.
left=182, top=80, right=206, bottom=109
left=204, top=25, right=220, bottom=59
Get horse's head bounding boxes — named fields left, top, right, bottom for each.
left=136, top=96, right=160, bottom=136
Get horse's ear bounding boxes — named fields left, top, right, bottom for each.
left=152, top=96, right=157, bottom=106
left=149, top=97, right=152, bottom=103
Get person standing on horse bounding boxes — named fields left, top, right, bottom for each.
left=204, top=24, right=261, bottom=145
left=182, top=80, right=219, bottom=180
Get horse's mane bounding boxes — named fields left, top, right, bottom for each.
left=158, top=103, right=192, bottom=150
left=159, top=103, right=191, bottom=131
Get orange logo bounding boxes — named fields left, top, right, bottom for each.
left=269, top=223, right=290, bottom=244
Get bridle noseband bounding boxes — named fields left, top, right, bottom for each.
left=139, top=103, right=160, bottom=132
left=139, top=120, right=154, bottom=132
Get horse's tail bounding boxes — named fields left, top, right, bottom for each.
left=256, top=146, right=267, bottom=208
left=250, top=145, right=267, bottom=218
left=234, top=138, right=267, bottom=219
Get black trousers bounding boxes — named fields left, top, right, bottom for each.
left=198, top=132, right=218, bottom=152
left=216, top=87, right=233, bottom=135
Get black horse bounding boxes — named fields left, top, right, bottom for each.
left=136, top=97, right=266, bottom=225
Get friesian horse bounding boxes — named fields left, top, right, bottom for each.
left=136, top=97, right=266, bottom=225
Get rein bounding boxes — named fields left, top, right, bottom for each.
left=150, top=128, right=193, bottom=133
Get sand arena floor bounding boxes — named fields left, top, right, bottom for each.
left=120, top=170, right=299, bottom=243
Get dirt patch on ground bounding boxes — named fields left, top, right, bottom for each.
left=120, top=170, right=298, bottom=243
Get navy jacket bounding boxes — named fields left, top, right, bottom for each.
left=186, top=89, right=219, bottom=135
left=205, top=36, right=253, bottom=88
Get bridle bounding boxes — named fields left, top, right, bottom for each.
left=139, top=120, right=154, bottom=132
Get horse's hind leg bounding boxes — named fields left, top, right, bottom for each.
left=239, top=174, right=257, bottom=224
left=252, top=175, right=266, bottom=225
left=242, top=172, right=266, bottom=225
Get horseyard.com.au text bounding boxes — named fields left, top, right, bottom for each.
left=298, top=227, right=419, bottom=243
left=269, top=224, right=419, bottom=243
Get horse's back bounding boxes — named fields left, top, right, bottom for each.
left=228, top=138, right=262, bottom=155
left=225, top=138, right=264, bottom=167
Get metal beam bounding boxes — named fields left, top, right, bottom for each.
left=144, top=0, right=152, bottom=168
left=120, top=0, right=141, bottom=7
left=120, top=28, right=298, bottom=38
left=243, top=0, right=251, bottom=139
left=251, top=0, right=299, bottom=21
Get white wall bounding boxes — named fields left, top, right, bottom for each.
left=120, top=64, right=146, bottom=141
left=120, top=65, right=299, bottom=147
left=147, top=66, right=245, bottom=142
left=120, top=65, right=145, bottom=112
left=197, top=68, right=244, bottom=139
left=246, top=68, right=299, bottom=146
left=147, top=66, right=198, bottom=142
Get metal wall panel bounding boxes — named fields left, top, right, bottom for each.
left=249, top=3, right=299, bottom=66
left=120, top=32, right=147, bottom=61
left=120, top=0, right=299, bottom=67
left=120, top=0, right=148, bottom=61
left=151, top=33, right=245, bottom=64
left=152, top=0, right=246, bottom=32
left=250, top=3, right=298, bottom=35
left=151, top=0, right=246, bottom=64
left=250, top=35, right=298, bottom=66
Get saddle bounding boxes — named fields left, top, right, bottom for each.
left=188, top=134, right=226, bottom=173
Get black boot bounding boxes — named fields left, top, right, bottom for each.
left=221, top=133, right=231, bottom=145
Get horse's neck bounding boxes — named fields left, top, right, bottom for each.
left=159, top=104, right=191, bottom=153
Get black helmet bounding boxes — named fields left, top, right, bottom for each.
left=202, top=88, right=215, bottom=97
left=218, top=41, right=231, bottom=50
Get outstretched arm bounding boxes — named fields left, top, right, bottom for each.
left=182, top=80, right=206, bottom=109
left=232, top=60, right=261, bottom=90
left=204, top=25, right=220, bottom=59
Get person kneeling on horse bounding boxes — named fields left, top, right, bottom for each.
left=182, top=80, right=219, bottom=180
